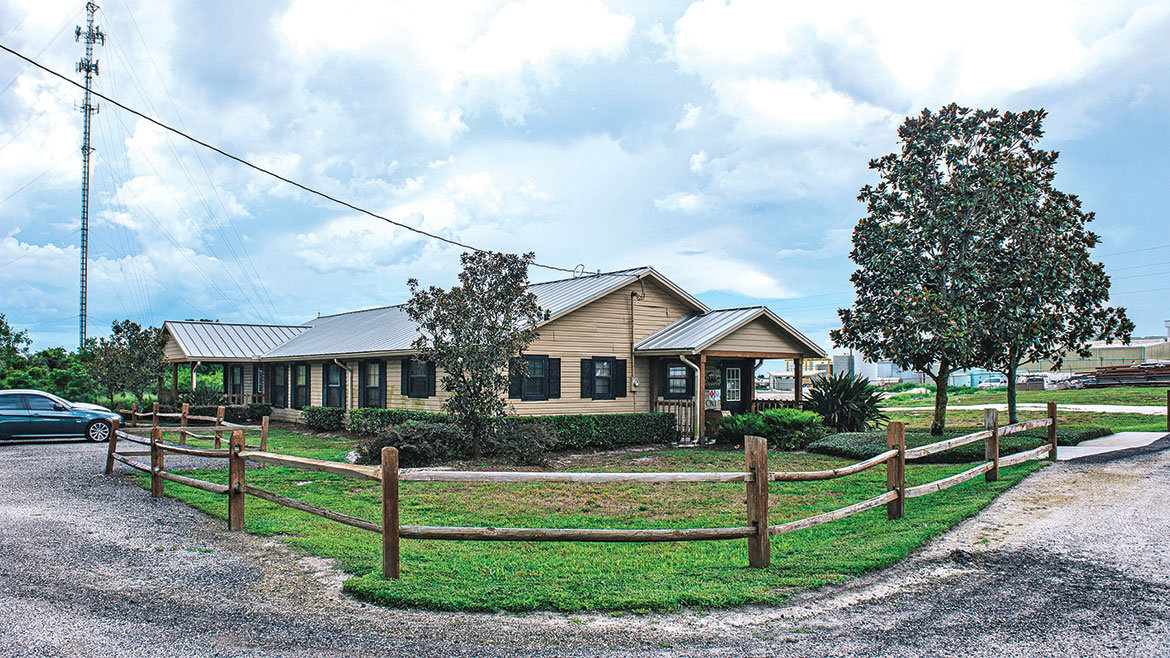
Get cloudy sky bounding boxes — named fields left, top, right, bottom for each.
left=1, top=0, right=1168, bottom=352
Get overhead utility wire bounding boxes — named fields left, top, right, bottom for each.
left=0, top=43, right=578, bottom=275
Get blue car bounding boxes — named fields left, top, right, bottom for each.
left=0, top=389, right=122, bottom=442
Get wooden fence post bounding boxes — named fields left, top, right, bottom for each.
left=1048, top=402, right=1058, bottom=460
left=984, top=408, right=999, bottom=482
left=381, top=446, right=400, bottom=579
left=886, top=422, right=905, bottom=520
left=214, top=405, right=225, bottom=449
left=129, top=402, right=138, bottom=427
left=260, top=416, right=269, bottom=452
left=152, top=401, right=159, bottom=428
left=744, top=434, right=770, bottom=568
left=104, top=417, right=120, bottom=475
left=179, top=403, right=189, bottom=445
left=229, top=430, right=245, bottom=531
left=150, top=426, right=164, bottom=498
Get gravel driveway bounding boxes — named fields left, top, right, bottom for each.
left=2, top=438, right=1168, bottom=657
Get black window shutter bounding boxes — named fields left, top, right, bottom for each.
left=686, top=363, right=695, bottom=396
left=508, top=358, right=522, bottom=399
left=304, top=364, right=311, bottom=408
left=615, top=359, right=627, bottom=398
left=379, top=360, right=387, bottom=408
left=548, top=358, right=561, bottom=399
left=426, top=361, right=436, bottom=397
left=580, top=359, right=594, bottom=399
left=222, top=366, right=228, bottom=396
left=321, top=363, right=329, bottom=406
left=401, top=358, right=410, bottom=396
left=358, top=362, right=367, bottom=407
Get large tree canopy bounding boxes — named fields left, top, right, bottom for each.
left=973, top=118, right=1132, bottom=421
left=834, top=104, right=1062, bottom=434
left=405, top=251, right=548, bottom=457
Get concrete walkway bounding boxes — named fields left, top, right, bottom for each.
left=885, top=402, right=1167, bottom=415
left=1057, top=431, right=1169, bottom=460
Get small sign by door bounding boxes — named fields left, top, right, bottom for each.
left=705, top=389, right=721, bottom=410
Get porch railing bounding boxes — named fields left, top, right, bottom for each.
left=655, top=398, right=695, bottom=439
left=750, top=399, right=799, bottom=413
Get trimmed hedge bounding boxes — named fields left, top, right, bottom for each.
left=346, top=408, right=448, bottom=435
left=301, top=406, right=347, bottom=431
left=717, top=408, right=825, bottom=450
left=539, top=413, right=676, bottom=450
left=806, top=426, right=1112, bottom=464
left=147, top=403, right=271, bottom=424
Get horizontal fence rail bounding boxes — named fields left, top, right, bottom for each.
left=102, top=403, right=1062, bottom=581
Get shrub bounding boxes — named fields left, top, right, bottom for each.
left=179, top=383, right=224, bottom=406
left=540, top=413, right=676, bottom=450
left=719, top=409, right=825, bottom=450
left=803, top=372, right=887, bottom=432
left=301, top=406, right=347, bottom=431
left=489, top=418, right=557, bottom=465
left=358, top=421, right=465, bottom=467
left=806, top=425, right=1113, bottom=464
left=346, top=408, right=448, bottom=435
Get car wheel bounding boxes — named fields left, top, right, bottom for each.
left=86, top=419, right=112, bottom=442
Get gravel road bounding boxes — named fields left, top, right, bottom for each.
left=1, top=438, right=1168, bottom=657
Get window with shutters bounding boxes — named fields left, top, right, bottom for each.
left=581, top=357, right=625, bottom=400
left=405, top=359, right=432, bottom=398
left=292, top=364, right=309, bottom=408
left=509, top=355, right=559, bottom=401
left=324, top=363, right=346, bottom=408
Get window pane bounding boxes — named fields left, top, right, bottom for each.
left=366, top=363, right=380, bottom=387
left=594, top=361, right=610, bottom=377
left=527, top=359, right=544, bottom=378
left=26, top=396, right=56, bottom=411
left=668, top=365, right=686, bottom=378
left=410, top=360, right=428, bottom=377
left=596, top=378, right=611, bottom=395
left=726, top=367, right=741, bottom=402
left=275, top=367, right=286, bottom=385
left=329, top=367, right=342, bottom=386
left=0, top=395, right=24, bottom=410
left=524, top=376, right=545, bottom=396
left=295, top=366, right=305, bottom=386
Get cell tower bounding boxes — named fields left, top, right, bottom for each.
left=76, top=2, right=104, bottom=349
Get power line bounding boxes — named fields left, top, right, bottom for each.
left=1098, top=243, right=1170, bottom=258
left=0, top=42, right=578, bottom=274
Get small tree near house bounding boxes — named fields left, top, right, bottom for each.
left=405, top=251, right=549, bottom=457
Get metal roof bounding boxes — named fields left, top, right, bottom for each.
left=164, top=321, right=308, bottom=361
left=635, top=306, right=827, bottom=357
left=261, top=266, right=710, bottom=360
left=263, top=305, right=421, bottom=359
left=635, top=307, right=765, bottom=352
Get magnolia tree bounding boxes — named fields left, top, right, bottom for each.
left=834, top=105, right=1068, bottom=435
left=85, top=320, right=166, bottom=403
left=972, top=113, right=1132, bottom=421
left=405, top=251, right=548, bottom=457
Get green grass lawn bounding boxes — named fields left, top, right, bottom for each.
left=886, top=408, right=1169, bottom=433
left=883, top=385, right=1170, bottom=408
left=139, top=429, right=1045, bottom=612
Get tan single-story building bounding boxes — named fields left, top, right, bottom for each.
left=161, top=267, right=826, bottom=440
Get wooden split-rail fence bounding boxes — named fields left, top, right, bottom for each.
left=103, top=403, right=1061, bottom=579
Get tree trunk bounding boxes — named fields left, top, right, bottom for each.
left=931, top=359, right=952, bottom=436
left=1005, top=359, right=1020, bottom=424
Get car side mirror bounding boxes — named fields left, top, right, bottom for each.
left=53, top=403, right=67, bottom=411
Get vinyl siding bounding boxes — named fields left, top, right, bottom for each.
left=163, top=335, right=186, bottom=361
left=509, top=278, right=694, bottom=416
left=705, top=318, right=802, bottom=355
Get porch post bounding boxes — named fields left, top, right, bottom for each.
left=793, top=357, right=803, bottom=407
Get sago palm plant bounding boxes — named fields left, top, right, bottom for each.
left=803, top=372, right=887, bottom=433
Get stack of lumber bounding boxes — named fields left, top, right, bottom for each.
left=1085, top=363, right=1170, bottom=388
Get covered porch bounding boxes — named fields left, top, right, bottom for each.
left=161, top=320, right=308, bottom=406
left=634, top=306, right=827, bottom=444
